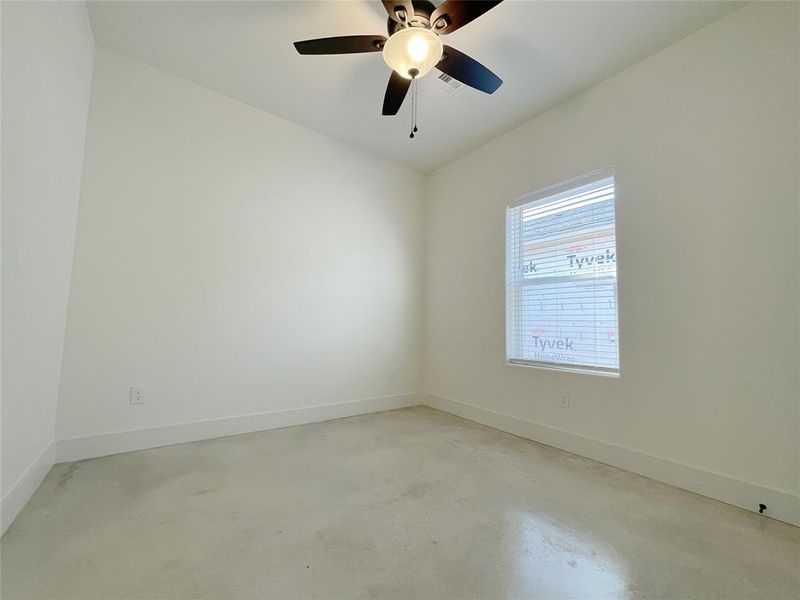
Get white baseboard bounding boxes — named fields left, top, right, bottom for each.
left=56, top=392, right=422, bottom=463
left=1, top=442, right=56, bottom=537
left=10, top=392, right=797, bottom=537
left=421, top=392, right=800, bottom=527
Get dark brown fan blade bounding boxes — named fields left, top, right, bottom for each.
left=437, top=45, right=502, bottom=93
left=382, top=71, right=411, bottom=115
left=382, top=1, right=415, bottom=25
left=294, top=35, right=386, bottom=55
left=430, top=0, right=503, bottom=35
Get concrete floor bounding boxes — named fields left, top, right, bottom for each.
left=1, top=407, right=798, bottom=599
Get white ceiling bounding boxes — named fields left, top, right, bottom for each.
left=87, top=0, right=742, bottom=172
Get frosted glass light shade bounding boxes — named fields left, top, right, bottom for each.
left=382, top=28, right=443, bottom=79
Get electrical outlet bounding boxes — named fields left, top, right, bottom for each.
left=129, top=386, right=145, bottom=405
left=558, top=391, right=570, bottom=409
left=389, top=367, right=398, bottom=381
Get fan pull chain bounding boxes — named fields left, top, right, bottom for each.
left=409, top=77, right=414, bottom=138
left=408, top=73, right=419, bottom=139
left=409, top=69, right=419, bottom=139
left=413, top=77, right=419, bottom=134
left=409, top=77, right=416, bottom=139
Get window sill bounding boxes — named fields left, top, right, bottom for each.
left=506, top=359, right=620, bottom=378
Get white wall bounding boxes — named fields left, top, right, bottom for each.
left=55, top=49, right=424, bottom=451
left=423, top=3, right=799, bottom=522
left=1, top=1, right=95, bottom=533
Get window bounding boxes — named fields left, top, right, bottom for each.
left=506, top=169, right=619, bottom=376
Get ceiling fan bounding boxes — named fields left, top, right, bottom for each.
left=293, top=1, right=503, bottom=135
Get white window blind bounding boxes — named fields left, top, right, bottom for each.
left=506, top=170, right=619, bottom=375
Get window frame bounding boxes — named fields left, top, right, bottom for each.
left=505, top=168, right=621, bottom=378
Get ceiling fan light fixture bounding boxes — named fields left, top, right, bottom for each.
left=293, top=0, right=505, bottom=120
left=382, top=27, right=443, bottom=79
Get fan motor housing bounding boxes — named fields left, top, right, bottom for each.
left=387, top=0, right=436, bottom=35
